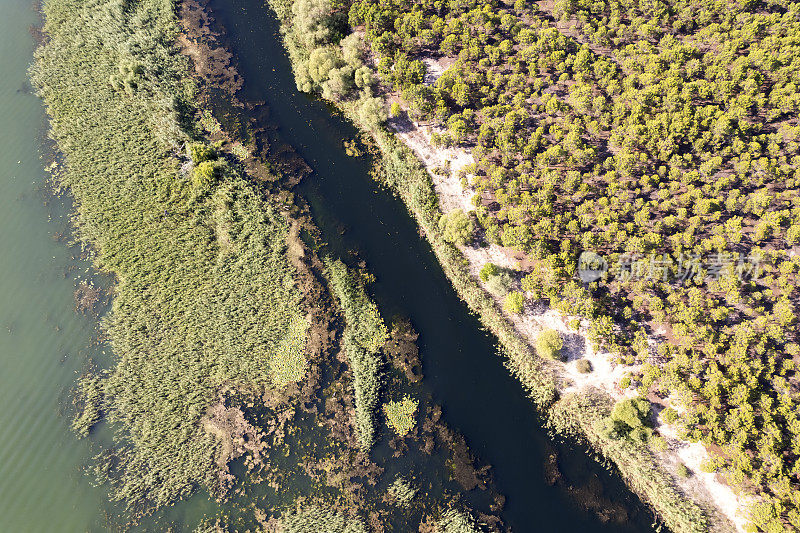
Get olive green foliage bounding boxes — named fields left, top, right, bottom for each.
left=503, top=290, right=525, bottom=314
left=478, top=262, right=498, bottom=281
left=598, top=397, right=653, bottom=443
left=576, top=359, right=592, bottom=374
left=535, top=329, right=563, bottom=361
left=189, top=142, right=217, bottom=163
left=109, top=59, right=143, bottom=95
left=33, top=0, right=307, bottom=510
left=356, top=95, right=388, bottom=131
left=612, top=398, right=652, bottom=430
left=348, top=0, right=800, bottom=523
left=281, top=506, right=367, bottom=533
left=438, top=209, right=474, bottom=245
left=438, top=509, right=483, bottom=533
left=387, top=476, right=417, bottom=506
left=484, top=270, right=513, bottom=297
left=198, top=110, right=222, bottom=134
left=274, top=0, right=387, bottom=130
left=677, top=463, right=691, bottom=479
left=661, top=407, right=678, bottom=424
left=271, top=314, right=311, bottom=387
left=383, top=395, right=418, bottom=436
left=326, top=259, right=388, bottom=449
left=650, top=435, right=668, bottom=452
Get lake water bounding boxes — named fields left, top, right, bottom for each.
left=0, top=0, right=658, bottom=529
left=0, top=0, right=109, bottom=530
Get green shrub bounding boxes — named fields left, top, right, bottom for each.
left=611, top=397, right=652, bottom=431
left=576, top=359, right=592, bottom=373
left=389, top=102, right=402, bottom=118
left=479, top=262, right=498, bottom=281
left=650, top=435, right=668, bottom=451
left=676, top=463, right=691, bottom=478
left=192, top=160, right=222, bottom=192
left=619, top=375, right=631, bottom=389
left=536, top=329, right=563, bottom=360
left=504, top=290, right=525, bottom=314
left=484, top=270, right=513, bottom=297
left=383, top=395, right=418, bottom=436
left=661, top=407, right=678, bottom=424
left=188, top=142, right=217, bottom=164
left=438, top=209, right=474, bottom=245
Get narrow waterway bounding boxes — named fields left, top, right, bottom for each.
left=206, top=0, right=661, bottom=531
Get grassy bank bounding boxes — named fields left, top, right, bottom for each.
left=33, top=0, right=308, bottom=511
left=266, top=0, right=709, bottom=530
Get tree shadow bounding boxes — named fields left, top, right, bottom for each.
left=561, top=332, right=586, bottom=362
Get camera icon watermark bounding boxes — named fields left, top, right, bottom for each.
left=577, top=251, right=609, bottom=282
left=576, top=250, right=761, bottom=284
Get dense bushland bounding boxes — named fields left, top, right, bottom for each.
left=32, top=0, right=308, bottom=510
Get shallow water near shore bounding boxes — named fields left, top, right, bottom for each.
left=0, top=1, right=107, bottom=530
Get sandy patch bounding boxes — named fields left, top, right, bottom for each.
left=658, top=423, right=752, bottom=533
left=422, top=56, right=456, bottom=86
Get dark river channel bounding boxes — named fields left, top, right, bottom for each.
left=204, top=0, right=661, bottom=531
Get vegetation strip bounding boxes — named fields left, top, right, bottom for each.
left=325, top=258, right=388, bottom=450
left=33, top=0, right=308, bottom=511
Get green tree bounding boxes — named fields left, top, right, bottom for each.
left=504, top=290, right=525, bottom=314
left=479, top=262, right=499, bottom=281
left=536, top=328, right=563, bottom=360
left=439, top=209, right=475, bottom=245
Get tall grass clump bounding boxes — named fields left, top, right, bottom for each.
left=325, top=259, right=387, bottom=450
left=438, top=508, right=484, bottom=533
left=32, top=0, right=307, bottom=511
left=383, top=395, right=418, bottom=436
left=281, top=506, right=367, bottom=533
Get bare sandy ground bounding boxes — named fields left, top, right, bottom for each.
left=385, top=56, right=750, bottom=533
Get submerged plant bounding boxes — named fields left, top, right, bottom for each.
left=387, top=476, right=417, bottom=506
